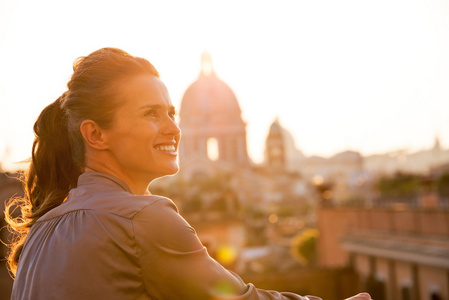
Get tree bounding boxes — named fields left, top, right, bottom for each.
left=437, top=172, right=449, bottom=199
left=375, top=172, right=420, bottom=201
left=290, top=228, right=319, bottom=266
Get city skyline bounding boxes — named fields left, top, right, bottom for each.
left=1, top=0, right=448, bottom=170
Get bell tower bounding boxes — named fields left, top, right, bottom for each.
left=265, top=118, right=286, bottom=169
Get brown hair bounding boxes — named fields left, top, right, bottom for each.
left=4, top=47, right=159, bottom=276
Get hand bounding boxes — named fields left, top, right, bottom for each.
left=344, top=292, right=372, bottom=300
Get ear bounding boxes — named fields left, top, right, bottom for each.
left=80, top=120, right=109, bottom=150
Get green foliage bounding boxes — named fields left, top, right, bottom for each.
left=290, top=228, right=319, bottom=266
left=184, top=194, right=203, bottom=212
left=192, top=172, right=232, bottom=192
left=437, top=172, right=449, bottom=197
left=276, top=205, right=297, bottom=217
left=375, top=172, right=421, bottom=199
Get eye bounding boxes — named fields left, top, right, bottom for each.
left=145, top=109, right=158, bottom=118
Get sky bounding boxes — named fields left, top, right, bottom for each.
left=1, top=0, right=448, bottom=170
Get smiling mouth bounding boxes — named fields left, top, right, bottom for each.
left=154, top=145, right=177, bottom=153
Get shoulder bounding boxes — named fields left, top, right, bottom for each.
left=132, top=196, right=202, bottom=252
left=132, top=195, right=182, bottom=224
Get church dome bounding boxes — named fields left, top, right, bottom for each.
left=177, top=52, right=249, bottom=174
left=180, top=52, right=243, bottom=127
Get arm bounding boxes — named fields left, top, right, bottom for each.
left=132, top=197, right=312, bottom=300
left=345, top=293, right=371, bottom=300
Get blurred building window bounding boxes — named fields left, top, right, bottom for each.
left=430, top=291, right=442, bottom=300
left=401, top=286, right=411, bottom=300
left=207, top=138, right=219, bottom=161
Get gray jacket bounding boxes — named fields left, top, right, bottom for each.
left=12, top=171, right=319, bottom=300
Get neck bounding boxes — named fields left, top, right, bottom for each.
left=83, top=149, right=155, bottom=195
left=83, top=166, right=151, bottom=195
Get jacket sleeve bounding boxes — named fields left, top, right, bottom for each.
left=132, top=197, right=315, bottom=300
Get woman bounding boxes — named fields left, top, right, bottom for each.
left=5, top=47, right=370, bottom=300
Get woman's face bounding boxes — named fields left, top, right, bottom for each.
left=102, top=74, right=180, bottom=191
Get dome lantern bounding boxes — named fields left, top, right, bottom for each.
left=201, top=51, right=214, bottom=76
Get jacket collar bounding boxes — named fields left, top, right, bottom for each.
left=77, top=171, right=133, bottom=194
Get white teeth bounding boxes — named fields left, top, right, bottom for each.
left=155, top=145, right=176, bottom=151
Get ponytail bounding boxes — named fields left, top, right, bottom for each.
left=5, top=93, right=81, bottom=276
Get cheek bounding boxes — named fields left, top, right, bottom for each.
left=110, top=124, right=158, bottom=155
left=110, top=133, right=144, bottom=158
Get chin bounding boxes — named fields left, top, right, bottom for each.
left=161, top=165, right=180, bottom=177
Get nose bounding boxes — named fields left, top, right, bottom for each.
left=163, top=115, right=181, bottom=137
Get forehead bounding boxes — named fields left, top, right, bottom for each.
left=118, top=74, right=172, bottom=107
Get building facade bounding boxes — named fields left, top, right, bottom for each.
left=317, top=206, right=449, bottom=300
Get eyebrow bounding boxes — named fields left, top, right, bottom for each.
left=139, top=104, right=176, bottom=112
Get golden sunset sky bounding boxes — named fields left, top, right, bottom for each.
left=1, top=0, right=448, bottom=170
